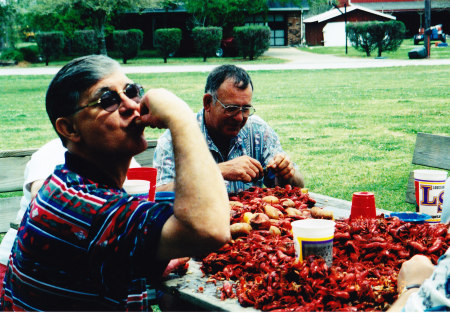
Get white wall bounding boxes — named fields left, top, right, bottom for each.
left=323, top=22, right=349, bottom=47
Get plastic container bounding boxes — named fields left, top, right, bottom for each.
left=350, top=191, right=376, bottom=220
left=440, top=178, right=450, bottom=223
left=123, top=179, right=150, bottom=201
left=291, top=219, right=335, bottom=267
left=390, top=212, right=432, bottom=223
left=414, top=169, right=447, bottom=223
left=127, top=167, right=157, bottom=201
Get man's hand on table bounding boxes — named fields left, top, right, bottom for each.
left=218, top=156, right=264, bottom=182
left=388, top=254, right=435, bottom=312
left=396, top=254, right=434, bottom=292
left=162, top=257, right=190, bottom=278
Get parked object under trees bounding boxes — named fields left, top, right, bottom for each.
left=346, top=21, right=405, bottom=57
left=35, top=31, right=65, bottom=65
left=112, top=29, right=143, bottom=64
left=192, top=26, right=222, bottom=62
left=233, top=25, right=270, bottom=60
left=154, top=28, right=182, bottom=63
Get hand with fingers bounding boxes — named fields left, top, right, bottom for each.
left=396, top=254, right=435, bottom=293
left=218, top=156, right=264, bottom=182
left=267, top=153, right=295, bottom=182
left=136, top=88, right=194, bottom=129
left=162, top=257, right=190, bottom=278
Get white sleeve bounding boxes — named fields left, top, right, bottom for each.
left=130, top=157, right=141, bottom=168
left=19, top=139, right=67, bottom=220
left=23, top=139, right=67, bottom=192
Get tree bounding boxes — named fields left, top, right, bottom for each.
left=23, top=0, right=161, bottom=55
left=373, top=21, right=405, bottom=57
left=0, top=0, right=19, bottom=49
left=35, top=31, right=65, bottom=65
left=305, top=0, right=337, bottom=17
left=347, top=21, right=406, bottom=57
left=183, top=0, right=268, bottom=34
left=347, top=22, right=375, bottom=56
left=73, top=30, right=98, bottom=55
left=192, top=26, right=222, bottom=62
left=113, top=29, right=144, bottom=64
left=154, top=28, right=182, bottom=63
left=234, top=25, right=270, bottom=60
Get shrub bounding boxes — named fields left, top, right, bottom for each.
left=192, top=26, right=222, bottom=62
left=346, top=22, right=375, bottom=56
left=374, top=21, right=405, bottom=57
left=154, top=28, right=182, bottom=63
left=0, top=48, right=23, bottom=63
left=73, top=30, right=98, bottom=55
left=347, top=21, right=406, bottom=57
left=35, top=31, right=65, bottom=66
left=18, top=45, right=40, bottom=63
left=233, top=25, right=270, bottom=60
left=112, top=29, right=144, bottom=64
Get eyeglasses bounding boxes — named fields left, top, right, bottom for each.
left=215, top=98, right=255, bottom=117
left=71, top=83, right=144, bottom=115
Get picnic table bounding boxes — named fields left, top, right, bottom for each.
left=160, top=192, right=393, bottom=312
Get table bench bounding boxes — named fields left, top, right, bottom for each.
left=405, top=132, right=450, bottom=204
left=0, top=139, right=158, bottom=233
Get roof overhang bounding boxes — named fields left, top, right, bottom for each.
left=353, top=1, right=450, bottom=12
left=304, top=4, right=396, bottom=23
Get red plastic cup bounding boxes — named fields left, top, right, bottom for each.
left=126, top=167, right=157, bottom=201
left=350, top=191, right=376, bottom=219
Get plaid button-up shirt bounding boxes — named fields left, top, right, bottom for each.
left=154, top=109, right=293, bottom=194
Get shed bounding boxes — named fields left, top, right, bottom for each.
left=304, top=4, right=396, bottom=46
left=346, top=0, right=450, bottom=36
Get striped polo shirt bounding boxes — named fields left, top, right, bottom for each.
left=1, top=152, right=173, bottom=311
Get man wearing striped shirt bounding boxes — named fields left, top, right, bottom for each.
left=0, top=55, right=230, bottom=311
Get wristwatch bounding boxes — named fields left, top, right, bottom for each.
left=401, top=284, right=421, bottom=294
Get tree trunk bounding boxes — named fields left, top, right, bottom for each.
left=94, top=11, right=107, bottom=55
left=98, top=24, right=107, bottom=55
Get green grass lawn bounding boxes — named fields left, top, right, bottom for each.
left=0, top=65, right=449, bottom=214
left=299, top=38, right=450, bottom=59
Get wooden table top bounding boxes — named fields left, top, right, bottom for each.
left=161, top=192, right=393, bottom=311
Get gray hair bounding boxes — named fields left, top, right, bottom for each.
left=204, top=64, right=253, bottom=99
left=46, top=55, right=121, bottom=145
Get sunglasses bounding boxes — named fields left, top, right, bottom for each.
left=71, top=83, right=144, bottom=115
left=215, top=98, right=255, bottom=117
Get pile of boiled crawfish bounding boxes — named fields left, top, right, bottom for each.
left=198, top=186, right=450, bottom=312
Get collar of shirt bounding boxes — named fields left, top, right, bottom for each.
left=197, top=109, right=250, bottom=160
left=64, top=151, right=120, bottom=189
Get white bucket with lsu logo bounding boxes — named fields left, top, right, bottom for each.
left=291, top=219, right=335, bottom=267
left=414, top=169, right=447, bottom=223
